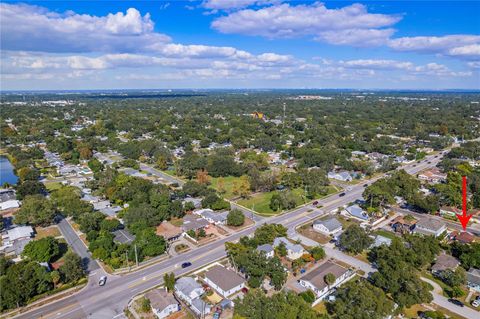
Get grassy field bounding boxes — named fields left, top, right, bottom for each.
left=238, top=185, right=338, bottom=216
left=373, top=229, right=398, bottom=240
left=35, top=226, right=61, bottom=239
left=209, top=175, right=244, bottom=199
left=44, top=181, right=63, bottom=191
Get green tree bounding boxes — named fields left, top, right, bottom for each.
left=324, top=273, right=336, bottom=288
left=227, top=209, right=245, bottom=226
left=59, top=252, right=84, bottom=283
left=163, top=272, right=176, bottom=292
left=327, top=279, right=394, bottom=319
left=310, top=246, right=326, bottom=261
left=22, top=236, right=60, bottom=262
left=339, top=225, right=373, bottom=254
left=15, top=195, right=56, bottom=226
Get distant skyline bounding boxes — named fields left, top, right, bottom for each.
left=1, top=1, right=479, bottom=90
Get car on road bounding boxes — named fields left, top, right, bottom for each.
left=312, top=201, right=319, bottom=206
left=413, top=164, right=416, bottom=167
left=181, top=262, right=192, bottom=268
left=448, top=298, right=464, bottom=307
left=338, top=192, right=346, bottom=197
left=98, top=276, right=107, bottom=286
left=363, top=183, right=368, bottom=187
left=427, top=161, right=431, bottom=164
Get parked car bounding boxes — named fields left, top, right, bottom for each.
left=339, top=193, right=346, bottom=197
left=363, top=184, right=368, bottom=187
left=98, top=276, right=107, bottom=286
left=448, top=298, right=464, bottom=307
left=472, top=299, right=480, bottom=308
left=181, top=262, right=192, bottom=268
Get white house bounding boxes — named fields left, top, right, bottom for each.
left=298, top=261, right=355, bottom=305
left=273, top=237, right=305, bottom=260
left=145, top=289, right=179, bottom=319
left=194, top=209, right=229, bottom=225
left=203, top=265, right=246, bottom=297
left=413, top=218, right=447, bottom=237
left=174, top=277, right=204, bottom=304
left=328, top=171, right=353, bottom=182
left=174, top=277, right=211, bottom=316
left=0, top=199, right=20, bottom=211
left=313, top=217, right=342, bottom=235
left=257, top=244, right=274, bottom=258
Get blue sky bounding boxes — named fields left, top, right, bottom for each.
left=1, top=1, right=479, bottom=90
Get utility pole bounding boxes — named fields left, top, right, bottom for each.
left=125, top=250, right=129, bottom=270
left=134, top=244, right=139, bottom=268
left=283, top=103, right=286, bottom=129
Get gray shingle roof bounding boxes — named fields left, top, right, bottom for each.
left=314, top=217, right=342, bottom=232
left=204, top=266, right=245, bottom=292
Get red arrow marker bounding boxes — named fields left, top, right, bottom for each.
left=456, top=176, right=472, bottom=230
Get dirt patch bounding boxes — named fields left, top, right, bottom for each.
left=225, top=216, right=255, bottom=231
left=35, top=226, right=61, bottom=239
left=297, top=223, right=331, bottom=245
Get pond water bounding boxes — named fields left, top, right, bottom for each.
left=0, top=156, right=18, bottom=186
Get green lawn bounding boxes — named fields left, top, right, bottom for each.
left=209, top=175, right=244, bottom=200
left=373, top=229, right=397, bottom=240
left=238, top=185, right=339, bottom=216
left=44, top=181, right=63, bottom=191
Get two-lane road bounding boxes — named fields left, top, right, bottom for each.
left=13, top=153, right=445, bottom=319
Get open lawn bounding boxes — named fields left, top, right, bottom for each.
left=373, top=229, right=398, bottom=240
left=238, top=185, right=339, bottom=216
left=44, top=181, right=63, bottom=191
left=210, top=175, right=244, bottom=200
left=35, top=226, right=61, bottom=239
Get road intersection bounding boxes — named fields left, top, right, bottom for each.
left=14, top=152, right=475, bottom=319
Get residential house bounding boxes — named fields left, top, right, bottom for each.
left=273, top=237, right=305, bottom=260
left=0, top=200, right=20, bottom=211
left=112, top=228, right=135, bottom=244
left=0, top=226, right=35, bottom=257
left=257, top=244, right=274, bottom=258
left=156, top=221, right=182, bottom=241
left=182, top=214, right=209, bottom=233
left=467, top=268, right=480, bottom=292
left=0, top=189, right=16, bottom=203
left=194, top=209, right=229, bottom=225
left=431, top=253, right=460, bottom=275
left=145, top=289, right=180, bottom=319
left=413, top=218, right=447, bottom=237
left=204, top=265, right=246, bottom=297
left=99, top=206, right=122, bottom=217
left=313, top=218, right=342, bottom=236
left=418, top=168, right=447, bottom=184
left=182, top=197, right=202, bottom=210
left=449, top=231, right=476, bottom=244
left=174, top=277, right=210, bottom=315
left=298, top=261, right=354, bottom=304
left=390, top=216, right=416, bottom=234
left=328, top=171, right=353, bottom=182
left=343, top=205, right=369, bottom=221
left=370, top=235, right=392, bottom=248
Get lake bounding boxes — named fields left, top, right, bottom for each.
left=0, top=156, right=18, bottom=186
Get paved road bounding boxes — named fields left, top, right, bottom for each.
left=57, top=217, right=100, bottom=272
left=139, top=164, right=185, bottom=186
left=14, top=153, right=446, bottom=319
